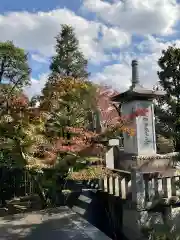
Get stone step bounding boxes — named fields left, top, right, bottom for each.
left=71, top=190, right=95, bottom=216
left=78, top=194, right=92, bottom=204
left=72, top=205, right=86, bottom=215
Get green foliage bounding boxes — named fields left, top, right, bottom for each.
left=156, top=45, right=180, bottom=151
left=50, top=24, right=89, bottom=79
left=156, top=134, right=174, bottom=154
left=40, top=76, right=97, bottom=139
left=0, top=41, right=31, bottom=88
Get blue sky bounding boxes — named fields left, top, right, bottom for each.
left=0, top=0, right=81, bottom=13
left=0, top=0, right=180, bottom=97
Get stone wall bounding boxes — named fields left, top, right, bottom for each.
left=65, top=189, right=126, bottom=239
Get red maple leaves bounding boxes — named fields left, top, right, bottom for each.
left=9, top=94, right=29, bottom=108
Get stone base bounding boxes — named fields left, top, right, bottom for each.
left=140, top=206, right=180, bottom=239
left=132, top=152, right=180, bottom=177
left=116, top=148, right=180, bottom=176
left=132, top=152, right=180, bottom=161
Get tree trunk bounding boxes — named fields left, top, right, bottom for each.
left=17, top=144, right=49, bottom=208
left=0, top=167, right=8, bottom=206
left=0, top=57, right=6, bottom=83
left=67, top=105, right=71, bottom=140
left=29, top=173, right=49, bottom=208
left=175, top=139, right=180, bottom=152
left=175, top=97, right=180, bottom=152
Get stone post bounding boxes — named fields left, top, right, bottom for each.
left=122, top=169, right=148, bottom=240
left=105, top=139, right=119, bottom=169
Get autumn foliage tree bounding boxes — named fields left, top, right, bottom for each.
left=38, top=75, right=148, bottom=179
left=0, top=89, right=47, bottom=167
left=0, top=41, right=32, bottom=167
left=40, top=75, right=95, bottom=131
left=0, top=34, right=149, bottom=206
left=0, top=76, right=148, bottom=205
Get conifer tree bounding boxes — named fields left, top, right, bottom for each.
left=50, top=24, right=89, bottom=78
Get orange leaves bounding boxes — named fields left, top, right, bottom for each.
left=6, top=93, right=44, bottom=125
left=37, top=79, right=150, bottom=169
left=9, top=94, right=29, bottom=109
left=53, top=107, right=149, bottom=155
left=119, top=108, right=148, bottom=123
left=55, top=144, right=85, bottom=153
left=44, top=76, right=87, bottom=99
left=54, top=127, right=98, bottom=154
left=95, top=85, right=120, bottom=128
left=99, top=107, right=149, bottom=138
left=40, top=76, right=92, bottom=116
left=41, top=151, right=57, bottom=165
left=95, top=85, right=149, bottom=135
left=58, top=76, right=87, bottom=89
left=65, top=127, right=97, bottom=138
left=117, top=107, right=149, bottom=136
left=129, top=108, right=149, bottom=119
left=121, top=126, right=135, bottom=136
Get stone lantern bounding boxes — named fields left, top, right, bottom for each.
left=111, top=60, right=165, bottom=156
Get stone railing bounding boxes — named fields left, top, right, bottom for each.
left=98, top=175, right=131, bottom=199
left=87, top=170, right=180, bottom=208
left=86, top=169, right=180, bottom=239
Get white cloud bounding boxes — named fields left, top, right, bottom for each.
left=25, top=34, right=180, bottom=98
left=137, top=35, right=180, bottom=53
left=91, top=63, right=131, bottom=91
left=31, top=53, right=48, bottom=63
left=24, top=73, right=48, bottom=98
left=100, top=25, right=131, bottom=49
left=91, top=35, right=179, bottom=91
left=81, top=0, right=179, bottom=35
left=136, top=36, right=180, bottom=88
left=91, top=59, right=158, bottom=93
left=1, top=3, right=179, bottom=98
left=0, top=8, right=131, bottom=65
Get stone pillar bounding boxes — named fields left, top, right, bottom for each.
left=105, top=139, right=120, bottom=169
left=122, top=100, right=157, bottom=155
left=122, top=169, right=147, bottom=240
left=131, top=168, right=146, bottom=209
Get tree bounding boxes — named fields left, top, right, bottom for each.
left=92, top=85, right=122, bottom=134
left=48, top=24, right=90, bottom=142
left=0, top=41, right=31, bottom=121
left=50, top=24, right=89, bottom=79
left=0, top=75, right=147, bottom=206
left=0, top=90, right=51, bottom=167
left=0, top=42, right=52, bottom=205
left=40, top=76, right=148, bottom=157
left=0, top=42, right=34, bottom=171
left=40, top=76, right=148, bottom=168
left=0, top=41, right=31, bottom=88
left=0, top=90, right=49, bottom=205
left=40, top=75, right=96, bottom=139
left=0, top=42, right=45, bottom=171
left=156, top=45, right=180, bottom=151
